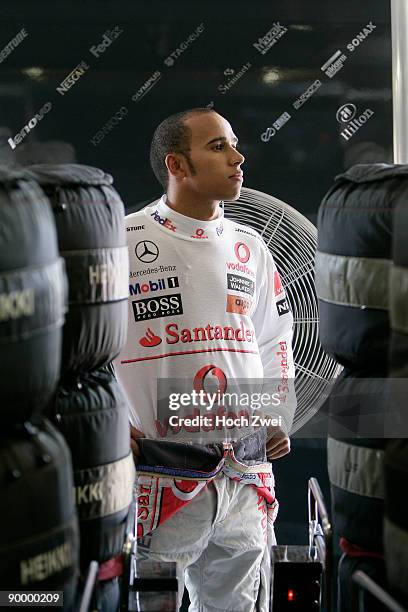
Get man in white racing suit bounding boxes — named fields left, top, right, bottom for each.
left=115, top=108, right=295, bottom=611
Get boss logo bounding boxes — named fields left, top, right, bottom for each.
left=132, top=293, right=183, bottom=321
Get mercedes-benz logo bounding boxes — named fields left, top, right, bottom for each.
left=135, top=240, right=159, bottom=263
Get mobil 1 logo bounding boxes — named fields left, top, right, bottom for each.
left=132, top=293, right=183, bottom=321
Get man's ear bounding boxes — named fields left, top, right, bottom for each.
left=165, top=153, right=188, bottom=181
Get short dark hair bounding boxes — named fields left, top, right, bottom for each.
left=150, top=107, right=215, bottom=189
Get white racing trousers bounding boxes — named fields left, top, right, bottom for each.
left=135, top=435, right=278, bottom=612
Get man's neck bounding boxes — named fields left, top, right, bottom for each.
left=165, top=190, right=221, bottom=221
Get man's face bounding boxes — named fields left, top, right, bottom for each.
left=182, top=112, right=245, bottom=201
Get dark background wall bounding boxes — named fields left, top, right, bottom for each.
left=0, top=0, right=392, bottom=221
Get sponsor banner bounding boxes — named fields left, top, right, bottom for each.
left=135, top=240, right=160, bottom=263
left=139, top=327, right=162, bottom=347
left=274, top=271, right=283, bottom=296
left=63, top=246, right=129, bottom=304
left=276, top=297, right=290, bottom=317
left=235, top=226, right=257, bottom=238
left=234, top=241, right=250, bottom=263
left=0, top=515, right=78, bottom=589
left=8, top=102, right=52, bottom=149
left=164, top=22, right=205, bottom=67
left=218, top=62, right=251, bottom=94
left=90, top=25, right=123, bottom=58
left=191, top=228, right=208, bottom=239
left=132, top=71, right=162, bottom=102
left=136, top=320, right=256, bottom=345
left=90, top=106, right=129, bottom=146
left=293, top=79, right=322, bottom=110
left=150, top=210, right=176, bottom=232
left=127, top=224, right=145, bottom=232
left=253, top=22, right=288, bottom=55
left=129, top=264, right=176, bottom=278
left=227, top=273, right=255, bottom=296
left=347, top=21, right=376, bottom=52
left=261, top=111, right=291, bottom=142
left=226, top=293, right=252, bottom=315
left=56, top=60, right=90, bottom=96
left=226, top=262, right=255, bottom=278
left=129, top=276, right=179, bottom=296
left=0, top=27, right=28, bottom=65
left=132, top=293, right=183, bottom=321
left=321, top=49, right=347, bottom=78
left=74, top=452, right=135, bottom=519
left=0, top=258, right=66, bottom=342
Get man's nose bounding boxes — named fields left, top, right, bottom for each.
left=231, top=148, right=245, bottom=166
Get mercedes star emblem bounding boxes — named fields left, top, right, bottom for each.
left=135, top=240, right=160, bottom=263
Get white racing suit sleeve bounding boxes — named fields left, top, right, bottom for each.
left=251, top=244, right=296, bottom=435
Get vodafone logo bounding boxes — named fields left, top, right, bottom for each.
left=191, top=228, right=208, bottom=239
left=193, top=364, right=228, bottom=396
left=139, top=328, right=162, bottom=347
left=234, top=241, right=250, bottom=263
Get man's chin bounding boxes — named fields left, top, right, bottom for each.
left=222, top=186, right=242, bottom=202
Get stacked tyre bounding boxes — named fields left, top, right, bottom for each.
left=0, top=167, right=79, bottom=609
left=316, top=163, right=402, bottom=611
left=384, top=199, right=408, bottom=607
left=30, top=164, right=134, bottom=611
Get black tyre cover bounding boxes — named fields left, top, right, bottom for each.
left=390, top=200, right=408, bottom=378
left=384, top=201, right=408, bottom=605
left=384, top=440, right=408, bottom=605
left=28, top=164, right=128, bottom=375
left=0, top=419, right=79, bottom=610
left=317, top=164, right=399, bottom=563
left=0, top=167, right=66, bottom=424
left=316, top=163, right=401, bottom=370
left=50, top=369, right=135, bottom=571
left=327, top=370, right=386, bottom=553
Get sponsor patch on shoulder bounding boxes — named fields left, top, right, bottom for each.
left=276, top=298, right=290, bottom=316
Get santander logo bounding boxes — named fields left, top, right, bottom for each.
left=138, top=321, right=255, bottom=347
left=139, top=328, right=162, bottom=347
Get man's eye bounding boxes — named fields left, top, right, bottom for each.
left=213, top=143, right=224, bottom=151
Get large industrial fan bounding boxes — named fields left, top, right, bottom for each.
left=224, top=187, right=342, bottom=432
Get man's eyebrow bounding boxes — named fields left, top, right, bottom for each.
left=205, top=135, right=239, bottom=146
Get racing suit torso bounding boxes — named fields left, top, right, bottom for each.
left=115, top=196, right=295, bottom=441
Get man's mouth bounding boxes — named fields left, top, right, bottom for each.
left=229, top=172, right=243, bottom=181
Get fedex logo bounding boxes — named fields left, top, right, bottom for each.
left=151, top=210, right=176, bottom=232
